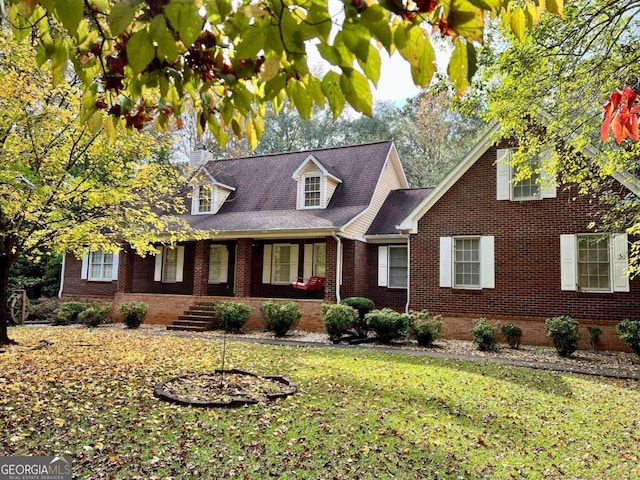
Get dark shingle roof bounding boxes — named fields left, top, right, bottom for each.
left=367, top=188, right=433, bottom=235
left=179, top=141, right=394, bottom=233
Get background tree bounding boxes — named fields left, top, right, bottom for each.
left=474, top=0, right=640, bottom=271
left=0, top=31, right=190, bottom=344
left=3, top=0, right=560, bottom=146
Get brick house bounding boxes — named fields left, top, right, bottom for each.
left=60, top=141, right=430, bottom=330
left=61, top=132, right=639, bottom=350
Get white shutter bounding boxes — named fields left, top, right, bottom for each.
left=378, top=246, right=388, bottom=287
left=612, top=233, right=630, bottom=292
left=219, top=246, right=229, bottom=283
left=81, top=253, right=89, bottom=280
left=439, top=237, right=452, bottom=287
left=480, top=236, right=495, bottom=289
left=154, top=248, right=163, bottom=282
left=289, top=244, right=299, bottom=283
left=111, top=253, right=119, bottom=280
left=303, top=244, right=314, bottom=279
left=191, top=187, right=199, bottom=215
left=175, top=246, right=185, bottom=282
left=496, top=149, right=511, bottom=200
left=560, top=234, right=577, bottom=291
left=262, top=245, right=272, bottom=283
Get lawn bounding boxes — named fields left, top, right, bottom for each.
left=1, top=327, right=639, bottom=479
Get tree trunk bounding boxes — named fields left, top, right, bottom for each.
left=0, top=255, right=16, bottom=345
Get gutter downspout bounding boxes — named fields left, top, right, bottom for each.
left=58, top=254, right=66, bottom=299
left=331, top=232, right=342, bottom=303
left=400, top=232, right=410, bottom=314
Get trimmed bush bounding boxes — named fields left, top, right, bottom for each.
left=366, top=308, right=409, bottom=343
left=409, top=310, right=443, bottom=347
left=262, top=301, right=303, bottom=337
left=616, top=319, right=640, bottom=355
left=120, top=302, right=148, bottom=329
left=472, top=318, right=498, bottom=352
left=322, top=304, right=357, bottom=342
left=500, top=323, right=522, bottom=349
left=29, top=298, right=61, bottom=323
left=340, top=297, right=374, bottom=337
left=215, top=302, right=251, bottom=333
left=546, top=315, right=580, bottom=357
left=78, top=303, right=112, bottom=328
left=53, top=301, right=89, bottom=326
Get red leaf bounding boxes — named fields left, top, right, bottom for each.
left=621, top=87, right=636, bottom=106
left=630, top=113, right=639, bottom=141
left=612, top=114, right=625, bottom=145
left=601, top=115, right=612, bottom=142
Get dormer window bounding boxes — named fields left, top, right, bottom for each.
left=197, top=184, right=213, bottom=213
left=304, top=175, right=321, bottom=207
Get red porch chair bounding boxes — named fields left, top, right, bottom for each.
left=292, top=276, right=325, bottom=291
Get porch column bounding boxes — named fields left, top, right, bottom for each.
left=117, top=246, right=134, bottom=294
left=193, top=240, right=210, bottom=296
left=235, top=238, right=253, bottom=297
left=324, top=236, right=338, bottom=303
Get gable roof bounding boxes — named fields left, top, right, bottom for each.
left=366, top=188, right=434, bottom=236
left=177, top=141, right=396, bottom=236
left=397, top=122, right=501, bottom=233
left=291, top=154, right=343, bottom=183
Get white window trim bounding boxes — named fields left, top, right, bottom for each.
left=388, top=245, right=408, bottom=289
left=208, top=244, right=229, bottom=284
left=263, top=243, right=299, bottom=285
left=496, top=148, right=556, bottom=201
left=153, top=246, right=185, bottom=283
left=377, top=245, right=408, bottom=289
left=192, top=183, right=216, bottom=215
left=300, top=174, right=323, bottom=210
left=439, top=236, right=495, bottom=290
left=560, top=233, right=629, bottom=293
left=82, top=251, right=119, bottom=281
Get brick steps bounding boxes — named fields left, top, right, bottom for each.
left=167, top=302, right=219, bottom=332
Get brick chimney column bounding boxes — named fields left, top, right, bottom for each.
left=324, top=236, right=337, bottom=303
left=117, top=246, right=134, bottom=294
left=193, top=240, right=210, bottom=296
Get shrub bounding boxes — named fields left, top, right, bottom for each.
left=545, top=315, right=580, bottom=357
left=120, top=302, right=148, bottom=329
left=29, top=298, right=61, bottom=323
left=472, top=318, right=498, bottom=352
left=262, top=301, right=303, bottom=337
left=616, top=319, right=640, bottom=355
left=53, top=301, right=89, bottom=326
left=409, top=310, right=443, bottom=347
left=366, top=308, right=409, bottom=343
left=340, top=297, right=374, bottom=337
left=215, top=302, right=251, bottom=333
left=78, top=303, right=112, bottom=328
left=587, top=326, right=602, bottom=352
left=322, top=304, right=357, bottom=342
left=500, top=323, right=522, bottom=349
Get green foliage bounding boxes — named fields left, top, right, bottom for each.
left=215, top=302, right=251, bottom=333
left=9, top=252, right=62, bottom=299
left=409, top=310, right=443, bottom=347
left=472, top=318, right=498, bottom=352
left=28, top=297, right=61, bottom=323
left=366, top=308, right=409, bottom=343
left=545, top=316, right=580, bottom=357
left=340, top=297, right=374, bottom=337
left=261, top=301, right=303, bottom=337
left=500, top=323, right=523, bottom=349
left=322, top=304, right=357, bottom=342
left=588, top=326, right=602, bottom=352
left=78, top=303, right=112, bottom=328
left=53, top=301, right=89, bottom=326
left=119, top=302, right=148, bottom=329
left=616, top=319, right=640, bottom=356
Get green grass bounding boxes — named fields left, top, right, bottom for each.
left=1, top=327, right=639, bottom=479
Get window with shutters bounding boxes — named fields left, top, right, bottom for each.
left=273, top=245, right=292, bottom=284
left=512, top=161, right=541, bottom=200
left=496, top=148, right=555, bottom=201
left=88, top=251, right=113, bottom=281
left=208, top=245, right=228, bottom=284
left=388, top=246, right=408, bottom=288
left=163, top=247, right=178, bottom=282
left=577, top=236, right=611, bottom=291
left=454, top=238, right=480, bottom=288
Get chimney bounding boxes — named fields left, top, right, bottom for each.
left=189, top=142, right=213, bottom=170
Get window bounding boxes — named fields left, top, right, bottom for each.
left=304, top=176, right=321, bottom=207
left=496, top=148, right=556, bottom=201
left=198, top=184, right=212, bottom=213
left=262, top=244, right=299, bottom=285
left=439, top=236, right=494, bottom=289
left=512, top=162, right=541, bottom=200
left=561, top=234, right=629, bottom=292
left=454, top=238, right=480, bottom=288
left=313, top=243, right=326, bottom=277
left=208, top=245, right=229, bottom=284
left=85, top=251, right=115, bottom=281
left=154, top=246, right=185, bottom=283
left=163, top=247, right=178, bottom=282
left=388, top=246, right=408, bottom=288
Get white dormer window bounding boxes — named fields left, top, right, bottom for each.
left=304, top=175, right=321, bottom=208
left=197, top=184, right=213, bottom=213
left=189, top=165, right=236, bottom=215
